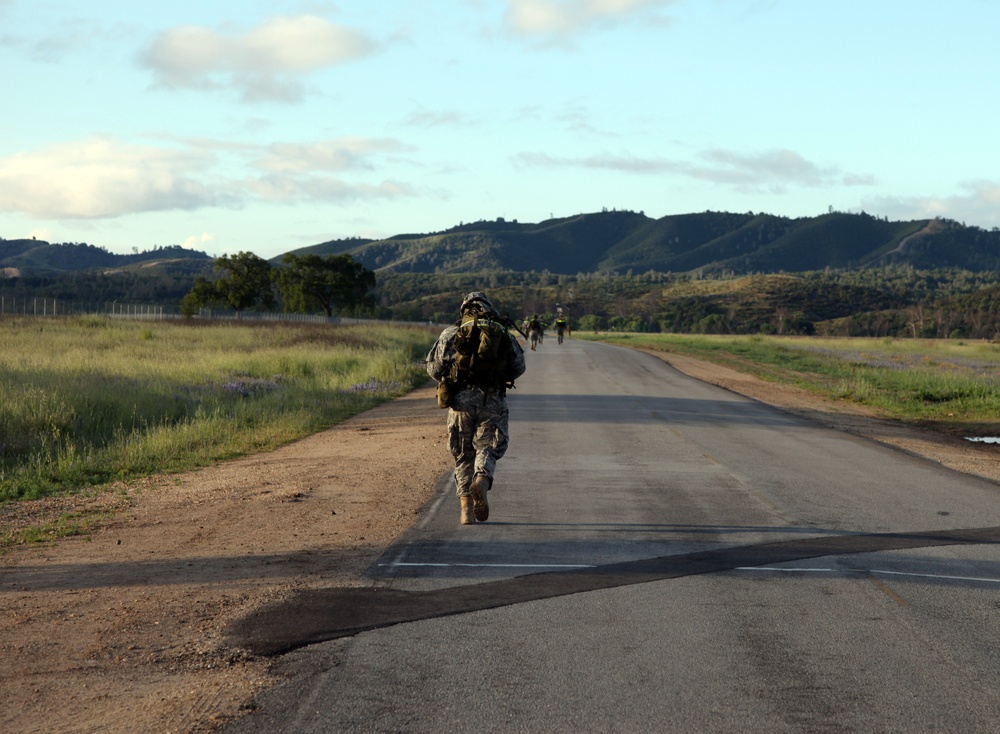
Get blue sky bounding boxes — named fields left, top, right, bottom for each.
left=1, top=0, right=998, bottom=259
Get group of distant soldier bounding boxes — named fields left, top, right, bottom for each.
left=522, top=314, right=570, bottom=351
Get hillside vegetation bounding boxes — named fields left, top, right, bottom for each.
left=293, top=210, right=1000, bottom=276
left=5, top=209, right=1000, bottom=338
left=0, top=240, right=212, bottom=273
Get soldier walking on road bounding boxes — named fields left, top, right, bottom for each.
left=555, top=316, right=569, bottom=344
left=528, top=314, right=541, bottom=351
left=426, top=292, right=527, bottom=524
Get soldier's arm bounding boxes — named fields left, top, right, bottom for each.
left=426, top=326, right=458, bottom=382
left=506, top=333, right=527, bottom=381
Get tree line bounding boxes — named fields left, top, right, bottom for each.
left=180, top=252, right=376, bottom=317
left=8, top=255, right=1000, bottom=339
left=378, top=266, right=1000, bottom=340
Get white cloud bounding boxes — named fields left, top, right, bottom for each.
left=842, top=173, right=878, bottom=187
left=0, top=137, right=220, bottom=219
left=246, top=175, right=415, bottom=203
left=0, top=135, right=416, bottom=220
left=403, top=109, right=470, bottom=129
left=252, top=138, right=412, bottom=174
left=28, top=227, right=53, bottom=241
left=515, top=150, right=678, bottom=173
left=182, top=232, right=214, bottom=250
left=693, top=149, right=837, bottom=188
left=515, top=147, right=872, bottom=192
left=1, top=16, right=138, bottom=62
left=141, top=15, right=376, bottom=102
left=504, top=0, right=676, bottom=36
left=862, top=181, right=1000, bottom=228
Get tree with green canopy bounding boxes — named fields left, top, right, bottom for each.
left=275, top=253, right=375, bottom=317
left=180, top=251, right=275, bottom=315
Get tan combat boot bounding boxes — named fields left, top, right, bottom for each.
left=460, top=496, right=476, bottom=525
left=470, top=473, right=491, bottom=522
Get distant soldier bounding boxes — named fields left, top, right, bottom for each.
left=555, top=316, right=569, bottom=344
left=426, top=292, right=527, bottom=524
left=528, top=314, right=541, bottom=351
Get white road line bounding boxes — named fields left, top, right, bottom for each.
left=736, top=567, right=837, bottom=573
left=418, top=489, right=451, bottom=530
left=871, top=569, right=1000, bottom=584
left=378, top=563, right=597, bottom=568
left=381, top=562, right=1000, bottom=582
left=737, top=566, right=1000, bottom=584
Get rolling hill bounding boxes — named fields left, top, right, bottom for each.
left=5, top=210, right=1000, bottom=279
left=6, top=211, right=1000, bottom=338
left=0, top=240, right=213, bottom=275
left=292, top=210, right=1000, bottom=276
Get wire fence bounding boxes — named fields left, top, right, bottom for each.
left=0, top=296, right=168, bottom=319
left=0, top=296, right=435, bottom=328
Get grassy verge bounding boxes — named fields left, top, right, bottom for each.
left=578, top=333, right=1000, bottom=435
left=0, top=317, right=438, bottom=503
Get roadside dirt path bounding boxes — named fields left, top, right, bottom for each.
left=3, top=353, right=999, bottom=733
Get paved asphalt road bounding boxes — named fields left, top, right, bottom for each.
left=225, top=338, right=1000, bottom=733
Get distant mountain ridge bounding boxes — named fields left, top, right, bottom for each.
left=296, top=210, right=1000, bottom=275
left=5, top=209, right=1000, bottom=278
left=0, top=239, right=212, bottom=274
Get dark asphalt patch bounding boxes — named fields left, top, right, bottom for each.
left=226, top=526, right=1000, bottom=656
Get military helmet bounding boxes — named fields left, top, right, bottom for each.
left=460, top=291, right=494, bottom=314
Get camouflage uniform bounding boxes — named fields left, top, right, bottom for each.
left=426, top=294, right=526, bottom=503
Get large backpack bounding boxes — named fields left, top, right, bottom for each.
left=450, top=315, right=513, bottom=389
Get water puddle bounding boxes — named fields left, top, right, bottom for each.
left=965, top=437, right=1000, bottom=444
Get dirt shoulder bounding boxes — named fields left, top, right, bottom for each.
left=3, top=356, right=1000, bottom=733
left=1, top=385, right=453, bottom=734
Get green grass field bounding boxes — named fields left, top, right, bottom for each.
left=0, top=317, right=438, bottom=503
left=7, top=319, right=998, bottom=508
left=580, top=333, right=1000, bottom=435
